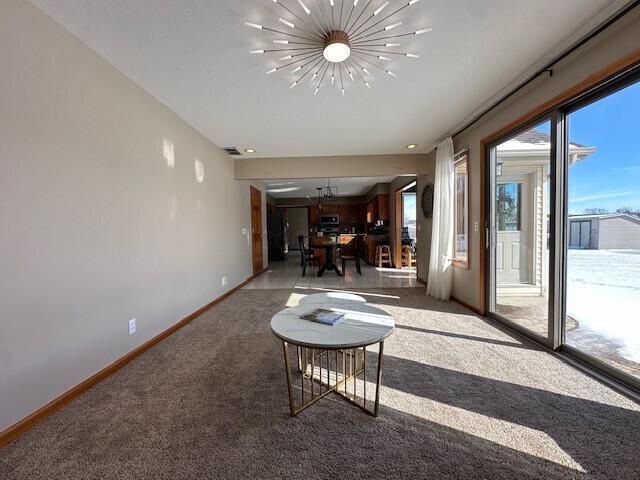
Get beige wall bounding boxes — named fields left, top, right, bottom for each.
left=284, top=207, right=309, bottom=250
left=0, top=0, right=266, bottom=432
left=235, top=154, right=423, bottom=180
left=415, top=150, right=437, bottom=281
left=435, top=8, right=640, bottom=309
left=364, top=182, right=391, bottom=202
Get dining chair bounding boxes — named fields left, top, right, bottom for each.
left=341, top=234, right=365, bottom=275
left=298, top=235, right=315, bottom=276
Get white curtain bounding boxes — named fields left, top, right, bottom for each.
left=427, top=137, right=455, bottom=300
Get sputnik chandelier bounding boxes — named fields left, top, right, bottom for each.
left=318, top=179, right=338, bottom=201
left=245, top=0, right=431, bottom=95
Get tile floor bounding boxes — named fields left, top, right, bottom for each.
left=244, top=251, right=420, bottom=290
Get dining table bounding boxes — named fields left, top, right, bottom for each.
left=309, top=236, right=342, bottom=277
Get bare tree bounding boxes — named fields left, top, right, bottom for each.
left=616, top=207, right=640, bottom=217
left=584, top=208, right=608, bottom=214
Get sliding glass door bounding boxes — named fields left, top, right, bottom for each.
left=485, top=69, right=640, bottom=390
left=564, top=79, right=640, bottom=380
left=488, top=119, right=552, bottom=341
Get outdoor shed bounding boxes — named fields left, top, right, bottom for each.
left=568, top=213, right=640, bottom=249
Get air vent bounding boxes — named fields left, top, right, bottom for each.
left=224, top=147, right=242, bottom=156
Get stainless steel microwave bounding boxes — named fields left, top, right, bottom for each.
left=319, top=214, right=339, bottom=225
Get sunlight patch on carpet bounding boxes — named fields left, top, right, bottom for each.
left=386, top=390, right=586, bottom=472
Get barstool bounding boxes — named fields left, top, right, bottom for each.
left=401, top=245, right=416, bottom=268
left=375, top=245, right=392, bottom=268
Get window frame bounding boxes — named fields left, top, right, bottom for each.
left=482, top=64, right=640, bottom=394
left=453, top=152, right=469, bottom=269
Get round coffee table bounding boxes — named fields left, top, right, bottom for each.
left=271, top=293, right=394, bottom=416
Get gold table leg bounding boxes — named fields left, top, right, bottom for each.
left=280, top=341, right=385, bottom=417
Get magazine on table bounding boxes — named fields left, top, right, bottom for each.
left=301, top=308, right=345, bottom=326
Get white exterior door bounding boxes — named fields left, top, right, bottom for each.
left=496, top=175, right=532, bottom=284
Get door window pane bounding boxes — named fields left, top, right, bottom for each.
left=490, top=120, right=551, bottom=339
left=566, top=79, right=640, bottom=379
left=402, top=192, right=416, bottom=242
left=497, top=183, right=522, bottom=231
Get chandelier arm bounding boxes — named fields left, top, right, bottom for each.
left=294, top=55, right=326, bottom=82
left=309, top=60, right=324, bottom=82
left=307, top=7, right=331, bottom=38
left=352, top=47, right=412, bottom=56
left=275, top=51, right=324, bottom=70
left=275, top=1, right=326, bottom=40
left=262, top=26, right=322, bottom=42
left=263, top=47, right=325, bottom=53
left=278, top=40, right=326, bottom=46
left=331, top=1, right=335, bottom=31
left=316, top=61, right=332, bottom=90
left=349, top=4, right=409, bottom=40
left=342, top=3, right=356, bottom=34
left=287, top=50, right=326, bottom=60
left=346, top=58, right=369, bottom=85
left=346, top=0, right=387, bottom=38
left=349, top=25, right=387, bottom=42
left=350, top=43, right=399, bottom=47
left=351, top=52, right=392, bottom=73
left=350, top=31, right=425, bottom=43
left=276, top=1, right=324, bottom=40
left=339, top=61, right=344, bottom=92
left=315, top=0, right=332, bottom=35
left=338, top=0, right=345, bottom=31
left=345, top=0, right=374, bottom=35
left=352, top=24, right=427, bottom=43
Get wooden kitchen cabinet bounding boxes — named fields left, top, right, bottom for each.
left=366, top=199, right=376, bottom=223
left=339, top=204, right=358, bottom=224
left=318, top=203, right=338, bottom=215
left=378, top=193, right=390, bottom=220
left=357, top=204, right=366, bottom=224
left=365, top=193, right=390, bottom=223
left=309, top=205, right=319, bottom=225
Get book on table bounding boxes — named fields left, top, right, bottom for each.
left=301, top=308, right=345, bottom=326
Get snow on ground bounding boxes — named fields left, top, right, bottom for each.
left=566, top=249, right=640, bottom=363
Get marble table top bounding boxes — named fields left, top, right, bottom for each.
left=271, top=292, right=394, bottom=348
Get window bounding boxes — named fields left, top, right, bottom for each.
left=484, top=71, right=640, bottom=390
left=496, top=183, right=521, bottom=231
left=453, top=155, right=469, bottom=267
left=565, top=78, right=640, bottom=380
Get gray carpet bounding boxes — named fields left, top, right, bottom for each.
left=1, top=287, right=639, bottom=479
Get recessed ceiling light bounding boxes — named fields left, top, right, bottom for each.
left=244, top=148, right=255, bottom=153
left=407, top=144, right=417, bottom=149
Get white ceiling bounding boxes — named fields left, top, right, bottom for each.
left=265, top=176, right=399, bottom=198
left=30, top=0, right=625, bottom=158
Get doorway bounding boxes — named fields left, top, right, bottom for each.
left=284, top=207, right=309, bottom=252
left=481, top=63, right=640, bottom=393
left=487, top=119, right=551, bottom=340
left=250, top=185, right=263, bottom=276
left=394, top=180, right=417, bottom=269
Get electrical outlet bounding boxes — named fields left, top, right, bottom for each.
left=128, top=318, right=136, bottom=335
left=474, top=221, right=479, bottom=232
left=242, top=228, right=247, bottom=235
left=222, top=276, right=228, bottom=286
